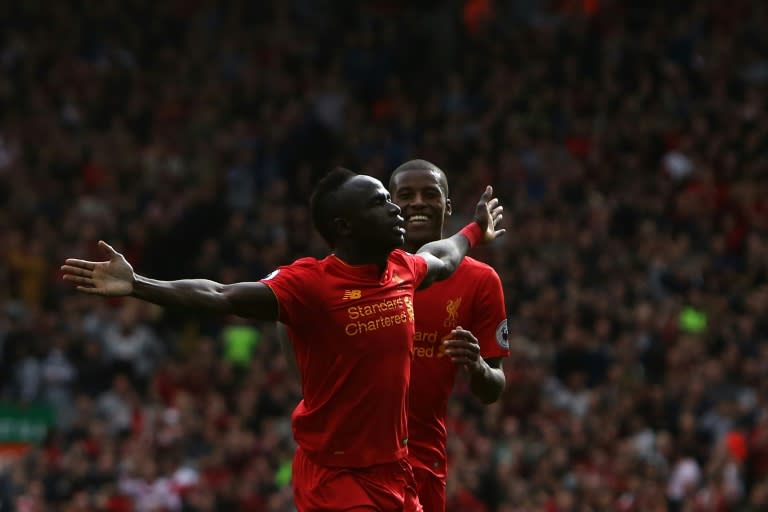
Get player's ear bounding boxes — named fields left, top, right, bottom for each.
left=445, top=197, right=452, bottom=217
left=334, top=217, right=352, bottom=238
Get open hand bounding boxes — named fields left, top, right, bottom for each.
left=473, top=186, right=505, bottom=243
left=61, top=241, right=135, bottom=296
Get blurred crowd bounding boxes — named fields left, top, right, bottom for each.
left=2, top=0, right=768, bottom=510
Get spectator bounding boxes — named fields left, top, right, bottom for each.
left=3, top=0, right=768, bottom=509
left=101, top=303, right=163, bottom=381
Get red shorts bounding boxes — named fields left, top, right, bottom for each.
left=292, top=447, right=423, bottom=511
left=412, top=466, right=446, bottom=512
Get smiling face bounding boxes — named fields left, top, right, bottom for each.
left=390, top=166, right=451, bottom=251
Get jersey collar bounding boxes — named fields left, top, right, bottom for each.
left=328, top=253, right=393, bottom=284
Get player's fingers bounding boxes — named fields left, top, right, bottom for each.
left=63, top=275, right=95, bottom=287
left=493, top=228, right=507, bottom=238
left=64, top=259, right=96, bottom=270
left=451, top=341, right=480, bottom=353
left=442, top=337, right=471, bottom=346
left=61, top=265, right=92, bottom=277
left=444, top=341, right=478, bottom=353
left=492, top=206, right=503, bottom=217
left=445, top=347, right=479, bottom=358
left=487, top=198, right=499, bottom=210
left=99, top=240, right=119, bottom=256
left=493, top=214, right=503, bottom=226
left=480, top=185, right=493, bottom=200
left=445, top=335, right=476, bottom=344
left=448, top=328, right=478, bottom=342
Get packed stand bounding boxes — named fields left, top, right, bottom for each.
left=2, top=0, right=768, bottom=510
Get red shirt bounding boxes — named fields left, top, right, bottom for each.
left=408, top=257, right=509, bottom=478
left=261, top=249, right=428, bottom=468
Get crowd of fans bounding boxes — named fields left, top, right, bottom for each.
left=2, top=0, right=768, bottom=510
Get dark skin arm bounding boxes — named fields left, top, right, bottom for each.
left=61, top=241, right=279, bottom=321
left=444, top=327, right=506, bottom=404
left=417, top=186, right=504, bottom=289
left=61, top=187, right=504, bottom=321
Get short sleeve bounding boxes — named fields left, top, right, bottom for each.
left=398, top=250, right=429, bottom=288
left=259, top=260, right=317, bottom=326
left=471, top=268, right=510, bottom=360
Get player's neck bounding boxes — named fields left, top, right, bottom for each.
left=334, top=246, right=389, bottom=273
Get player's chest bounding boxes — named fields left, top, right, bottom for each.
left=320, top=281, right=416, bottom=351
left=411, top=288, right=473, bottom=356
left=413, top=288, right=472, bottom=334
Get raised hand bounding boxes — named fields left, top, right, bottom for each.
left=473, top=186, right=505, bottom=243
left=61, top=241, right=135, bottom=296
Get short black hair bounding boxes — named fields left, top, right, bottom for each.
left=389, top=159, right=449, bottom=197
left=311, top=167, right=357, bottom=247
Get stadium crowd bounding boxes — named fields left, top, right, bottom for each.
left=2, top=0, right=768, bottom=510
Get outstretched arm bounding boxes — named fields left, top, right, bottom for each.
left=62, top=241, right=279, bottom=321
left=417, top=186, right=505, bottom=289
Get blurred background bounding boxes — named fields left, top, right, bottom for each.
left=2, top=0, right=768, bottom=510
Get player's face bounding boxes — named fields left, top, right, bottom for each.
left=339, top=175, right=405, bottom=251
left=390, top=169, right=451, bottom=248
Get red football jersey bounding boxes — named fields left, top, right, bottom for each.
left=407, top=257, right=509, bottom=478
left=261, top=249, right=428, bottom=468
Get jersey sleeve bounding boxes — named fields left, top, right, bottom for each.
left=259, top=261, right=316, bottom=327
left=400, top=251, right=429, bottom=287
left=470, top=267, right=510, bottom=360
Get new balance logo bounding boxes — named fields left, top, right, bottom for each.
left=342, top=290, right=362, bottom=300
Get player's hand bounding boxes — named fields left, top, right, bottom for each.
left=473, top=186, right=505, bottom=243
left=443, top=327, right=484, bottom=374
left=61, top=241, right=135, bottom=296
